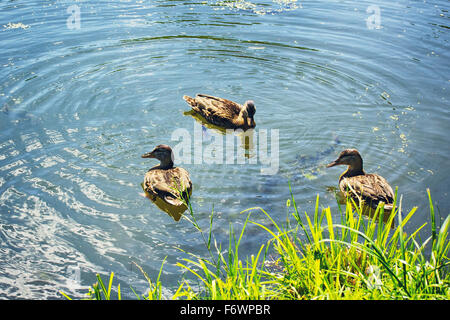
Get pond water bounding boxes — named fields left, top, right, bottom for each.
left=0, top=0, right=448, bottom=299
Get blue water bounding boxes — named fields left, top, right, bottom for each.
left=0, top=0, right=449, bottom=299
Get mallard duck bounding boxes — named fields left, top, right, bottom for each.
left=183, top=94, right=256, bottom=130
left=327, top=149, right=394, bottom=212
left=141, top=144, right=192, bottom=221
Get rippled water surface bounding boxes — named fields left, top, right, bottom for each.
left=0, top=0, right=449, bottom=299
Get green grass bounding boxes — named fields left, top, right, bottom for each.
left=60, top=187, right=449, bottom=300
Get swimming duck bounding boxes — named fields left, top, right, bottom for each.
left=183, top=94, right=256, bottom=130
left=141, top=144, right=192, bottom=221
left=327, top=149, right=394, bottom=211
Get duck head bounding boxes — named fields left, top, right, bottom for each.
left=142, top=144, right=174, bottom=169
left=244, top=100, right=256, bottom=128
left=327, top=149, right=364, bottom=172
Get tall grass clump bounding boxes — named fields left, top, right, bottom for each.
left=61, top=188, right=449, bottom=300
left=175, top=187, right=449, bottom=300
left=60, top=260, right=167, bottom=300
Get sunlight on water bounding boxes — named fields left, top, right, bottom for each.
left=2, top=22, right=31, bottom=30
left=214, top=0, right=300, bottom=15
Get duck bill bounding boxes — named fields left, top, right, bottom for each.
left=326, top=160, right=339, bottom=168
left=141, top=151, right=156, bottom=158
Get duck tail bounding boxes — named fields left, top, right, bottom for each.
left=183, top=95, right=196, bottom=107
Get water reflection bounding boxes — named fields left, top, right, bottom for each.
left=327, top=186, right=395, bottom=227
left=141, top=182, right=186, bottom=222
left=183, top=109, right=256, bottom=158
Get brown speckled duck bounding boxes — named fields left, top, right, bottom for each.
left=141, top=144, right=192, bottom=221
left=183, top=94, right=256, bottom=130
left=327, top=149, right=394, bottom=211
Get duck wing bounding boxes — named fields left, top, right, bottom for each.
left=144, top=167, right=192, bottom=206
left=183, top=94, right=243, bottom=127
left=172, top=167, right=193, bottom=202
left=340, top=173, right=394, bottom=209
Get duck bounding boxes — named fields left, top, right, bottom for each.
left=183, top=94, right=256, bottom=130
left=326, top=149, right=394, bottom=212
left=141, top=144, right=192, bottom=221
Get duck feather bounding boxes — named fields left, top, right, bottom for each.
left=144, top=166, right=192, bottom=207
left=340, top=173, right=394, bottom=210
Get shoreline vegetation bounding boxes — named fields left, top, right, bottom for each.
left=60, top=187, right=449, bottom=300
